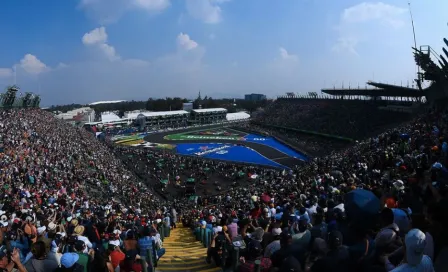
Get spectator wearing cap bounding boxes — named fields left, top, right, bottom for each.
left=55, top=252, right=84, bottom=272
left=73, top=226, right=92, bottom=250
left=37, top=226, right=52, bottom=254
left=264, top=227, right=282, bottom=258
left=24, top=241, right=59, bottom=272
left=384, top=229, right=434, bottom=272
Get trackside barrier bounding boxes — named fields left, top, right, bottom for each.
left=158, top=224, right=165, bottom=241
left=206, top=229, right=212, bottom=248
left=195, top=227, right=201, bottom=240
left=163, top=224, right=170, bottom=237
left=201, top=228, right=206, bottom=246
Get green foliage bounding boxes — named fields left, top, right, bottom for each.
left=47, top=96, right=272, bottom=115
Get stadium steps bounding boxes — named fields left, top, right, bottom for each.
left=157, top=224, right=222, bottom=272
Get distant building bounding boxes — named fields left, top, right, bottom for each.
left=54, top=107, right=95, bottom=125
left=191, top=108, right=227, bottom=124
left=245, top=93, right=266, bottom=101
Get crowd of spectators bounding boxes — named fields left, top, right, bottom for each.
left=0, top=102, right=447, bottom=272
left=179, top=107, right=448, bottom=272
left=0, top=109, right=171, bottom=272
left=256, top=98, right=414, bottom=139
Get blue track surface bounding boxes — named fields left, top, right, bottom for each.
left=176, top=143, right=287, bottom=168
left=244, top=134, right=307, bottom=161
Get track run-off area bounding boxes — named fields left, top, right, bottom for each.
left=141, top=125, right=307, bottom=168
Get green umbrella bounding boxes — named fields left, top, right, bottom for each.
left=160, top=179, right=168, bottom=185
left=157, top=163, right=163, bottom=168
left=180, top=163, right=185, bottom=168
left=203, top=167, right=210, bottom=172
left=187, top=178, right=195, bottom=183
left=238, top=171, right=245, bottom=177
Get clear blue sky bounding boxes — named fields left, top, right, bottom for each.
left=0, top=0, right=447, bottom=106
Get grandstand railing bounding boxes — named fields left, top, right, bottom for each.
left=276, top=94, right=422, bottom=102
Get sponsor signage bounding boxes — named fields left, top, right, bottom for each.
left=195, top=145, right=230, bottom=156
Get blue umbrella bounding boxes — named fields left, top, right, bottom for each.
left=345, top=189, right=380, bottom=219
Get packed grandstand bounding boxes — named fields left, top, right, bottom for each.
left=1, top=37, right=448, bottom=272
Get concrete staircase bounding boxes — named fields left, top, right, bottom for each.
left=157, top=225, right=222, bottom=272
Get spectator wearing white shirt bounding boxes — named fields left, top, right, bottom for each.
left=73, top=225, right=93, bottom=251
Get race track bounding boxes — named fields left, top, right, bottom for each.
left=144, top=125, right=306, bottom=168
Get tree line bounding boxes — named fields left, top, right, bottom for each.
left=46, top=96, right=270, bottom=120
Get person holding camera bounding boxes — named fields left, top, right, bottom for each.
left=0, top=248, right=27, bottom=272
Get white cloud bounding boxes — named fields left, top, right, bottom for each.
left=99, top=43, right=120, bottom=61
left=82, top=27, right=120, bottom=61
left=185, top=0, right=228, bottom=24
left=332, top=37, right=359, bottom=55
left=177, top=33, right=199, bottom=51
left=79, top=0, right=170, bottom=24
left=57, top=63, right=69, bottom=69
left=333, top=2, right=407, bottom=54
left=342, top=2, right=406, bottom=27
left=20, top=54, right=48, bottom=75
left=279, top=47, right=298, bottom=61
left=0, top=68, right=13, bottom=78
left=82, top=26, right=108, bottom=45
left=133, top=0, right=170, bottom=11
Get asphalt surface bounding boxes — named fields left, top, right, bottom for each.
left=144, top=125, right=305, bottom=168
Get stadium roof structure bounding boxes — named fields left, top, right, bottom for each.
left=89, top=100, right=126, bottom=106
left=321, top=81, right=425, bottom=98
left=192, top=108, right=227, bottom=113
left=101, top=112, right=121, bottom=122
left=226, top=111, right=250, bottom=121
left=126, top=110, right=189, bottom=120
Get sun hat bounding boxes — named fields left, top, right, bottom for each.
left=74, top=225, right=85, bottom=235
